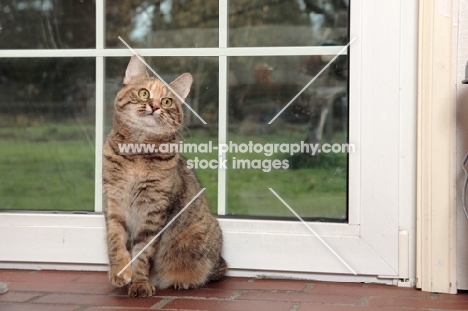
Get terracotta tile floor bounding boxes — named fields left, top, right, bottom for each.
left=1, top=269, right=468, bottom=311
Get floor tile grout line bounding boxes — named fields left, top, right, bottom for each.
left=357, top=295, right=368, bottom=306
left=237, top=299, right=360, bottom=307
left=6, top=290, right=153, bottom=298
left=0, top=301, right=83, bottom=308
left=151, top=297, right=174, bottom=309
left=8, top=288, right=438, bottom=300
left=23, top=291, right=51, bottom=303
left=292, top=302, right=366, bottom=308
left=3, top=301, right=161, bottom=310
left=71, top=275, right=88, bottom=283
left=301, top=284, right=315, bottom=293
left=78, top=308, right=135, bottom=311
left=290, top=302, right=301, bottom=311
left=106, top=287, right=124, bottom=296
left=152, top=295, right=235, bottom=301
left=227, top=289, right=244, bottom=300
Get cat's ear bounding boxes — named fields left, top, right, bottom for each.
left=169, top=73, right=193, bottom=100
left=123, top=55, right=149, bottom=85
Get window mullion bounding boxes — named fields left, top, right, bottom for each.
left=217, top=0, right=228, bottom=215
left=218, top=55, right=228, bottom=216
left=94, top=0, right=105, bottom=213
left=94, top=56, right=104, bottom=213
left=96, top=0, right=105, bottom=50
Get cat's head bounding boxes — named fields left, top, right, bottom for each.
left=114, top=55, right=192, bottom=136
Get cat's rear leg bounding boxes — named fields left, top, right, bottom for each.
left=207, top=256, right=227, bottom=282
left=154, top=225, right=225, bottom=290
left=169, top=256, right=226, bottom=289
left=155, top=256, right=213, bottom=290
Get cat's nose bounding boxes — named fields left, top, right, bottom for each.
left=152, top=101, right=160, bottom=112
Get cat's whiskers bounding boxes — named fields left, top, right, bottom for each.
left=152, top=114, right=173, bottom=132
left=155, top=115, right=177, bottom=137
left=177, top=123, right=190, bottom=132
left=145, top=103, right=153, bottom=115
left=178, top=130, right=188, bottom=142
left=176, top=124, right=191, bottom=141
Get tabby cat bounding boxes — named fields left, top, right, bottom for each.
left=102, top=55, right=226, bottom=297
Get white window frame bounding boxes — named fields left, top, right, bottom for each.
left=0, top=0, right=418, bottom=285
left=418, top=0, right=458, bottom=294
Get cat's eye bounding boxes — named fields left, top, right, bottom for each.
left=161, top=98, right=172, bottom=108
left=138, top=89, right=150, bottom=100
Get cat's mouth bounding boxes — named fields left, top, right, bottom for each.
left=141, top=110, right=164, bottom=129
left=144, top=112, right=159, bottom=122
left=146, top=111, right=157, bottom=116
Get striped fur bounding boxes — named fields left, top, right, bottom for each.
left=103, top=56, right=226, bottom=297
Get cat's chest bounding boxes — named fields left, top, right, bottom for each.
left=124, top=169, right=172, bottom=201
left=121, top=159, right=173, bottom=190
left=125, top=161, right=178, bottom=202
left=123, top=170, right=173, bottom=234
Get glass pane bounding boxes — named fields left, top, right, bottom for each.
left=105, top=56, right=219, bottom=213
left=229, top=0, right=349, bottom=47
left=227, top=55, right=348, bottom=221
left=0, top=1, right=96, bottom=49
left=106, top=1, right=219, bottom=48
left=0, top=58, right=96, bottom=211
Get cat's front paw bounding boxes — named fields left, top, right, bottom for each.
left=109, top=257, right=132, bottom=287
left=128, top=281, right=156, bottom=297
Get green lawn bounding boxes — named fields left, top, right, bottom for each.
left=0, top=123, right=347, bottom=220
left=0, top=140, right=95, bottom=211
